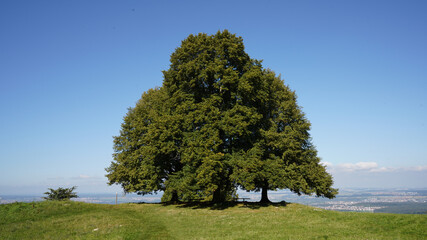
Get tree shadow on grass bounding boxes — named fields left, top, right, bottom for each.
left=159, top=200, right=290, bottom=210
left=164, top=201, right=237, bottom=210
left=240, top=201, right=290, bottom=209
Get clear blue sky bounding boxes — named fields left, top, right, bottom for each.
left=1, top=0, right=426, bottom=195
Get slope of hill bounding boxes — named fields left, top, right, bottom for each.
left=1, top=201, right=426, bottom=239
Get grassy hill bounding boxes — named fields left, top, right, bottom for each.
left=1, top=201, right=426, bottom=239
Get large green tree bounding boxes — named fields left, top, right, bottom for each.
left=106, top=30, right=337, bottom=203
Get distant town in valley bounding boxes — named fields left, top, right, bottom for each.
left=2, top=188, right=426, bottom=214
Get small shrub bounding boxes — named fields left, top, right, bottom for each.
left=43, top=186, right=78, bottom=201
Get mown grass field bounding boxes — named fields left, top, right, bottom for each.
left=1, top=200, right=426, bottom=239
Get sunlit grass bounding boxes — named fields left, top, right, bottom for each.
left=1, top=201, right=426, bottom=239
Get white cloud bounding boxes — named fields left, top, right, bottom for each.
left=324, top=162, right=427, bottom=173
left=369, top=166, right=396, bottom=173
left=340, top=162, right=378, bottom=171
left=410, top=166, right=427, bottom=171
left=70, top=175, right=102, bottom=180
left=320, top=161, right=333, bottom=168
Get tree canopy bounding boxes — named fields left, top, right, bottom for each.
left=106, top=30, right=337, bottom=203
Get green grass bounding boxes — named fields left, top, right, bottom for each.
left=1, top=201, right=426, bottom=239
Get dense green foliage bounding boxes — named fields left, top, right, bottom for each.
left=1, top=201, right=426, bottom=239
left=43, top=186, right=78, bottom=201
left=106, top=30, right=337, bottom=202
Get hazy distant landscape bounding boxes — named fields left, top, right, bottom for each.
left=2, top=188, right=426, bottom=214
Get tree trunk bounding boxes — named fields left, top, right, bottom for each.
left=260, top=186, right=271, bottom=203
left=170, top=190, right=179, bottom=203
left=212, top=188, right=222, bottom=203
